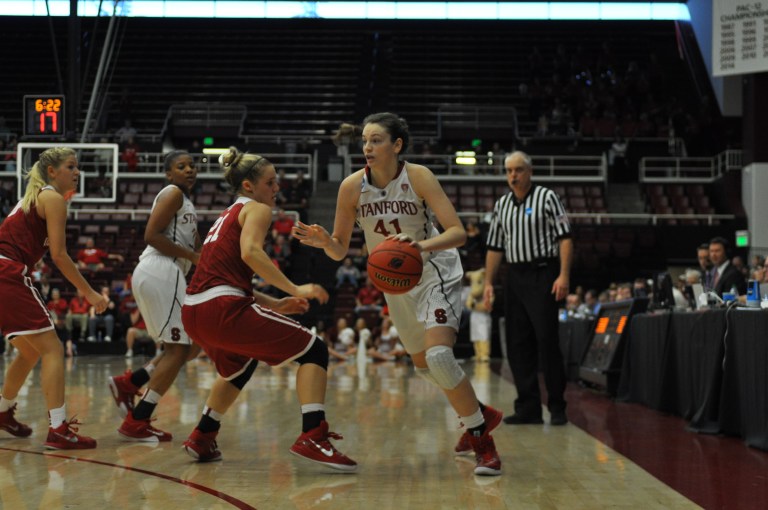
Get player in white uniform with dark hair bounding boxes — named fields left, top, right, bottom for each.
left=293, top=112, right=502, bottom=476
left=108, top=150, right=202, bottom=442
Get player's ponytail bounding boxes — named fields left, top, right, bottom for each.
left=219, top=146, right=270, bottom=193
left=21, top=147, right=76, bottom=213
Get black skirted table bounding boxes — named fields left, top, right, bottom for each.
left=617, top=307, right=768, bottom=451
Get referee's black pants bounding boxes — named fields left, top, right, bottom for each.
left=504, top=260, right=567, bottom=418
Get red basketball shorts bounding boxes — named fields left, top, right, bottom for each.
left=182, top=295, right=315, bottom=379
left=0, top=258, right=55, bottom=339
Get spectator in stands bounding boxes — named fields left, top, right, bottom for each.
left=66, top=289, right=90, bottom=342
left=579, top=289, right=600, bottom=316
left=460, top=221, right=484, bottom=257
left=697, top=243, right=713, bottom=289
left=564, top=293, right=582, bottom=318
left=709, top=237, right=747, bottom=296
left=35, top=273, right=52, bottom=303
left=332, top=122, right=362, bottom=159
left=115, top=120, right=137, bottom=144
left=608, top=130, right=628, bottom=180
left=371, top=317, right=407, bottom=361
left=465, top=268, right=491, bottom=362
left=3, top=136, right=17, bottom=174
left=335, top=257, right=361, bottom=289
left=272, top=209, right=295, bottom=238
left=616, top=282, right=633, bottom=301
left=267, top=234, right=292, bottom=273
left=76, top=237, right=124, bottom=272
left=732, top=256, right=749, bottom=280
left=758, top=259, right=768, bottom=284
left=354, top=277, right=384, bottom=313
left=121, top=137, right=141, bottom=172
left=633, top=278, right=650, bottom=298
left=332, top=317, right=357, bottom=361
left=88, top=286, right=116, bottom=342
left=124, top=308, right=152, bottom=358
left=47, top=288, right=74, bottom=357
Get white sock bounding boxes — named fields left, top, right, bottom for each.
left=301, top=403, right=325, bottom=414
left=141, top=389, right=162, bottom=405
left=49, top=405, right=67, bottom=429
left=0, top=396, right=13, bottom=413
left=462, top=408, right=485, bottom=430
left=203, top=406, right=222, bottom=421
left=145, top=363, right=156, bottom=375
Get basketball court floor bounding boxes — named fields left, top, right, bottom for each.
left=0, top=354, right=765, bottom=509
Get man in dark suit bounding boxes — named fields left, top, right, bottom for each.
left=709, top=237, right=747, bottom=296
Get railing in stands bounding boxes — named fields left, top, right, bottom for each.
left=457, top=211, right=735, bottom=226
left=639, top=150, right=743, bottom=183
left=344, top=153, right=606, bottom=181
left=68, top=208, right=301, bottom=223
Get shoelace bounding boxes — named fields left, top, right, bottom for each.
left=327, top=431, right=344, bottom=441
left=62, top=416, right=84, bottom=434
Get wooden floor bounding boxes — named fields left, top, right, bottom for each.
left=0, top=354, right=706, bottom=509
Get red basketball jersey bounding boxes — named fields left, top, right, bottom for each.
left=0, top=191, right=51, bottom=271
left=187, top=198, right=255, bottom=296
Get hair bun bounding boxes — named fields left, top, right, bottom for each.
left=218, top=152, right=228, bottom=167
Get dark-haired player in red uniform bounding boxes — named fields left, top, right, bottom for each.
left=180, top=147, right=356, bottom=472
left=0, top=147, right=107, bottom=449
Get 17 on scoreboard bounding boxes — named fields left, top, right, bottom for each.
left=23, top=95, right=65, bottom=137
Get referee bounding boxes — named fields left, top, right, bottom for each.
left=483, top=151, right=573, bottom=426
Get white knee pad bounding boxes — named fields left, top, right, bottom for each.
left=425, top=345, right=466, bottom=389
left=415, top=367, right=440, bottom=387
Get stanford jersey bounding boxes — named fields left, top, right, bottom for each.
left=139, top=185, right=198, bottom=276
left=0, top=186, right=54, bottom=270
left=187, top=197, right=254, bottom=296
left=356, top=163, right=451, bottom=264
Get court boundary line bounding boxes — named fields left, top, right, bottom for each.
left=0, top=446, right=257, bottom=510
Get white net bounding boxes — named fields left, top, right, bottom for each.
left=16, top=142, right=119, bottom=203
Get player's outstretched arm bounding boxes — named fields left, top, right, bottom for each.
left=292, top=172, right=361, bottom=261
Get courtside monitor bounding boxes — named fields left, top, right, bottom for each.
left=651, top=272, right=675, bottom=310
left=579, top=297, right=648, bottom=395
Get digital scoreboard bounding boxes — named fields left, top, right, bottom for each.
left=23, top=95, right=65, bottom=137
left=579, top=298, right=648, bottom=395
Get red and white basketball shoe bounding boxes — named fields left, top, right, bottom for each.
left=0, top=403, right=32, bottom=437
left=289, top=421, right=357, bottom=472
left=454, top=405, right=503, bottom=455
left=44, top=419, right=97, bottom=450
left=118, top=412, right=172, bottom=442
left=108, top=370, right=140, bottom=418
left=468, top=433, right=502, bottom=476
left=183, top=429, right=222, bottom=462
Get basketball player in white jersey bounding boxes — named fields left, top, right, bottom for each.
left=293, top=113, right=502, bottom=475
left=108, top=150, right=202, bottom=441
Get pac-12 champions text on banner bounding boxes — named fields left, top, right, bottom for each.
left=713, top=0, right=768, bottom=76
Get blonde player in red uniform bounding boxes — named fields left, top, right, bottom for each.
left=0, top=147, right=107, bottom=449
left=293, top=113, right=502, bottom=475
left=180, top=148, right=357, bottom=472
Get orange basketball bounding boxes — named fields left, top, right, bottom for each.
left=367, top=239, right=423, bottom=295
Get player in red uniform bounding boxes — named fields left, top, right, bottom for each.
left=180, top=147, right=356, bottom=472
left=0, top=147, right=107, bottom=449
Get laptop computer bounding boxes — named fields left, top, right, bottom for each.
left=692, top=283, right=706, bottom=310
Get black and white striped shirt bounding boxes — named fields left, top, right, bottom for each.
left=486, top=185, right=571, bottom=263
